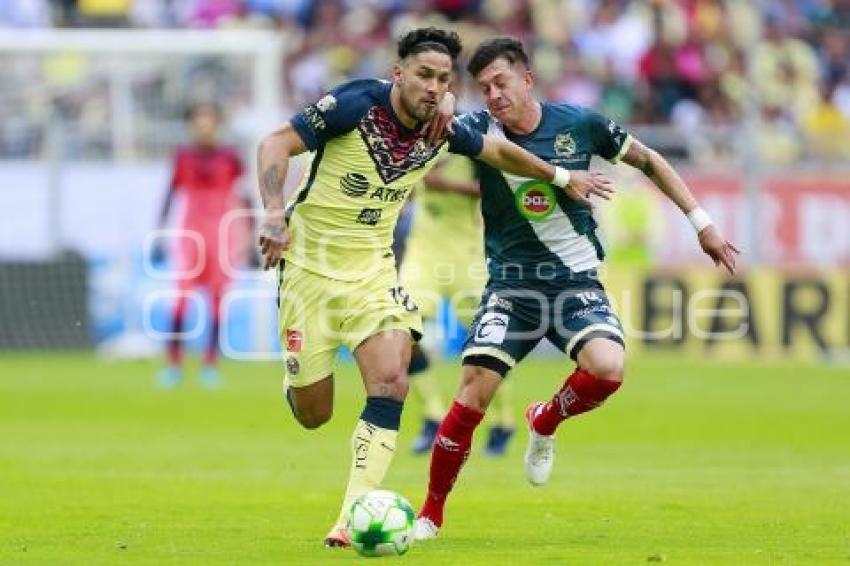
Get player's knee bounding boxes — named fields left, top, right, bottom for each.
left=579, top=348, right=625, bottom=383
left=369, top=364, right=410, bottom=401
left=582, top=355, right=625, bottom=383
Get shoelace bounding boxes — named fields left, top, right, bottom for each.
left=529, top=438, right=553, bottom=464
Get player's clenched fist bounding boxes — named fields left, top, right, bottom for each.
left=258, top=209, right=290, bottom=270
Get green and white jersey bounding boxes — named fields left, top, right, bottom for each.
left=460, top=103, right=632, bottom=287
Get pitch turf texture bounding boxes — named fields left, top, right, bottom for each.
left=1, top=354, right=848, bottom=565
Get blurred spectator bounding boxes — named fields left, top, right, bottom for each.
left=545, top=50, right=602, bottom=109
left=75, top=0, right=132, bottom=27
left=0, top=0, right=848, bottom=165
left=756, top=104, right=803, bottom=164
left=834, top=75, right=850, bottom=120
left=752, top=15, right=820, bottom=122
left=638, top=37, right=688, bottom=120
left=597, top=59, right=636, bottom=122
left=573, top=0, right=650, bottom=81
left=190, top=0, right=242, bottom=28
left=818, top=27, right=849, bottom=88
left=802, top=83, right=850, bottom=160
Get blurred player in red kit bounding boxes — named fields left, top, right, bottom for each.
left=153, top=102, right=251, bottom=388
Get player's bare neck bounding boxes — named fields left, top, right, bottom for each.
left=389, top=86, right=419, bottom=130
left=507, top=100, right=542, bottom=136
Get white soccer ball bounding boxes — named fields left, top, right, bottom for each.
left=347, top=489, right=415, bottom=557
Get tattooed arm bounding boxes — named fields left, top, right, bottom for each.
left=621, top=139, right=739, bottom=274
left=256, top=122, right=308, bottom=270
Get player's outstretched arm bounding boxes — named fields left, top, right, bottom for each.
left=477, top=136, right=613, bottom=206
left=621, top=139, right=740, bottom=274
left=256, top=122, right=308, bottom=270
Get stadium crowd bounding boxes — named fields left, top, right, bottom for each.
left=1, top=0, right=849, bottom=162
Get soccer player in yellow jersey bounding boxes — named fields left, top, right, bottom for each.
left=255, top=27, right=613, bottom=547
left=402, top=152, right=518, bottom=456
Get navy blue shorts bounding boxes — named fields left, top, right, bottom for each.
left=461, top=272, right=624, bottom=377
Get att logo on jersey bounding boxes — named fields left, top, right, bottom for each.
left=339, top=175, right=410, bottom=202
left=369, top=186, right=409, bottom=202
left=340, top=173, right=370, bottom=197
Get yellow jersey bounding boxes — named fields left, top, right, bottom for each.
left=287, top=79, right=484, bottom=281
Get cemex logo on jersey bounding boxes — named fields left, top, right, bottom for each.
left=356, top=208, right=382, bottom=225
left=515, top=180, right=557, bottom=221
left=475, top=312, right=509, bottom=345
left=286, top=329, right=303, bottom=353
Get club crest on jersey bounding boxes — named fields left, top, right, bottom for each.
left=554, top=132, right=576, bottom=157
left=286, top=356, right=300, bottom=376
left=515, top=180, right=557, bottom=221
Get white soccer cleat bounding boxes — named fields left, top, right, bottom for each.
left=412, top=517, right=439, bottom=541
left=524, top=402, right=555, bottom=486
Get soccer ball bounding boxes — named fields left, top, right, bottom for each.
left=347, top=489, right=415, bottom=557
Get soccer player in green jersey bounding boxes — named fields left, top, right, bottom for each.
left=414, top=36, right=739, bottom=539
left=255, top=28, right=613, bottom=547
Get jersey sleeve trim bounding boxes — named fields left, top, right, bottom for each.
left=290, top=114, right=319, bottom=151
left=609, top=134, right=633, bottom=164
left=447, top=118, right=484, bottom=157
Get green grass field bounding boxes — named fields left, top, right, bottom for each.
left=1, top=353, right=848, bottom=564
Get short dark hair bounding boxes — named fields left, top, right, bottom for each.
left=397, top=27, right=462, bottom=60
left=467, top=37, right=529, bottom=76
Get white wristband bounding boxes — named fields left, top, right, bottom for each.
left=687, top=207, right=712, bottom=233
left=551, top=166, right=571, bottom=188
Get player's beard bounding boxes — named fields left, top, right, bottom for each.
left=401, top=92, right=437, bottom=123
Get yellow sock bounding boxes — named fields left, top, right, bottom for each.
left=333, top=419, right=398, bottom=528
left=492, top=380, right=516, bottom=429
left=410, top=370, right=444, bottom=421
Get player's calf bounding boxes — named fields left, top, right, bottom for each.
left=530, top=367, right=622, bottom=437
left=285, top=377, right=334, bottom=430
left=418, top=364, right=501, bottom=529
